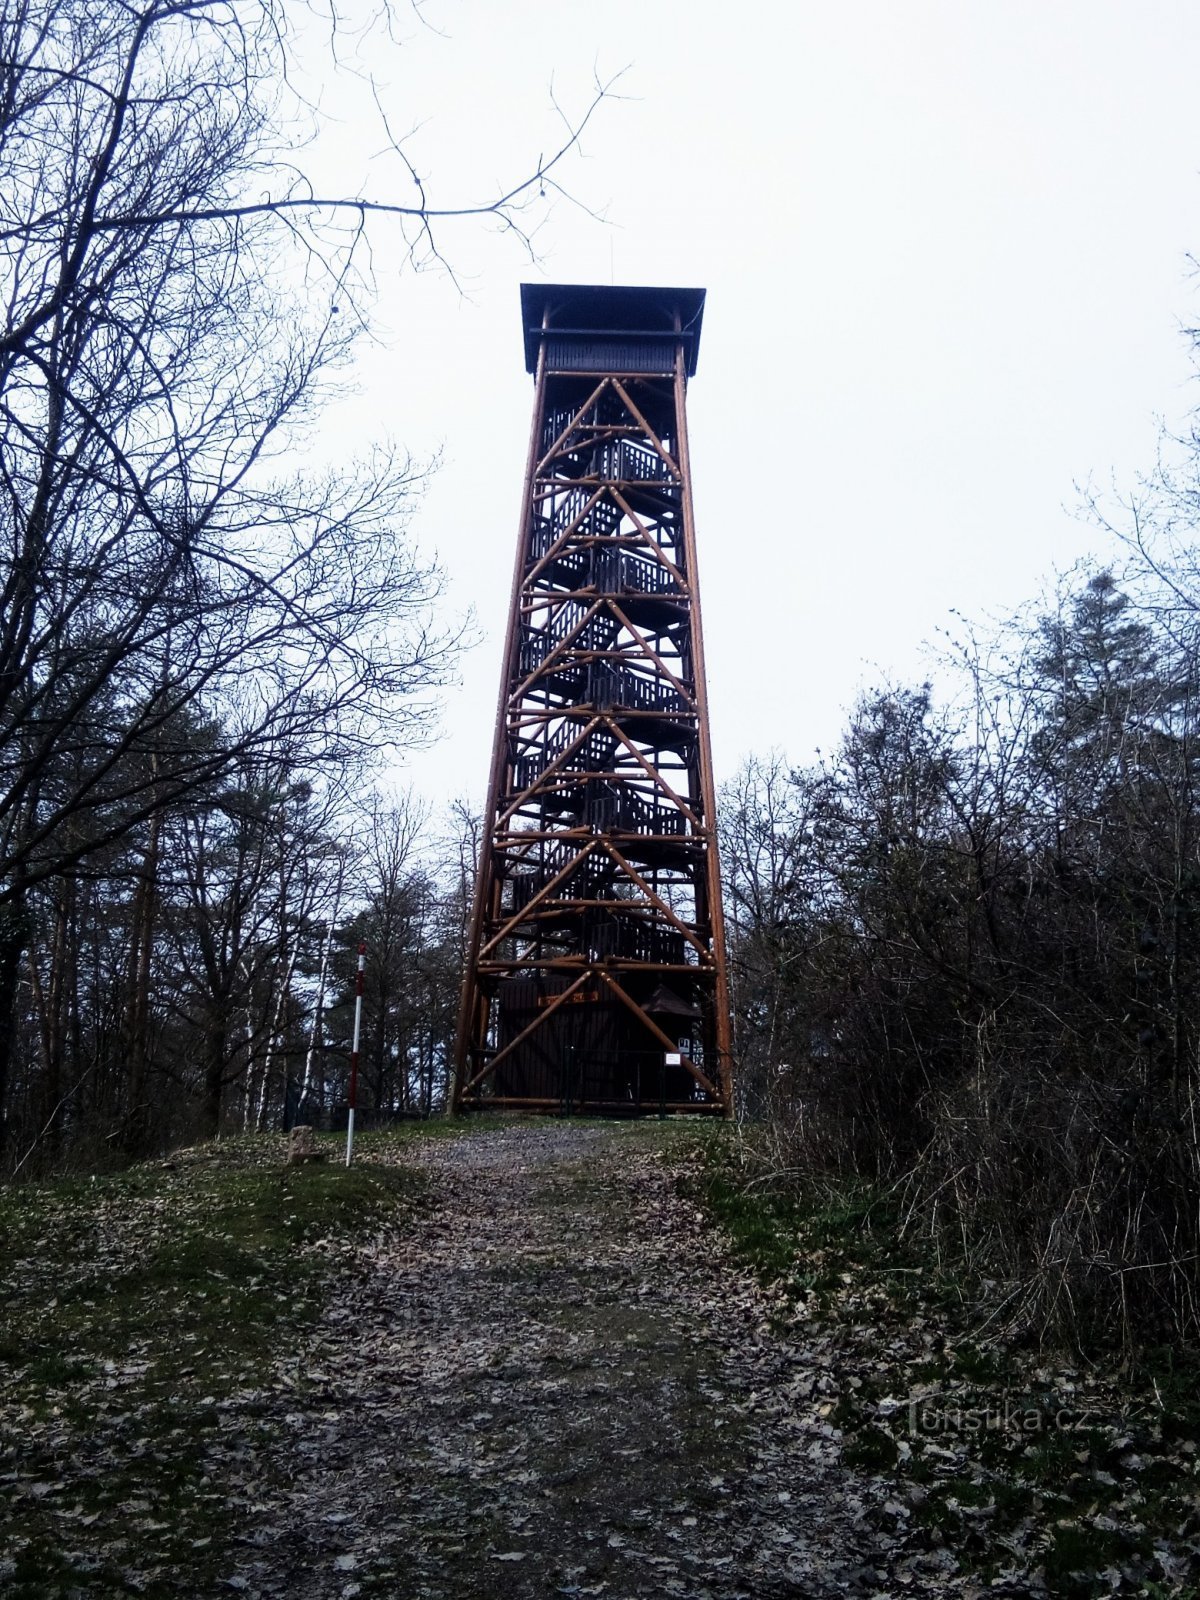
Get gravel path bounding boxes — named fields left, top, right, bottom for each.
left=232, top=1122, right=951, bottom=1599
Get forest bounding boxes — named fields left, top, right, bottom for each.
left=0, top=0, right=568, bottom=1170
left=724, top=539, right=1200, bottom=1355
left=5, top=0, right=1200, bottom=1377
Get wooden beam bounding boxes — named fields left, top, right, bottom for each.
left=461, top=970, right=592, bottom=1094
left=611, top=378, right=682, bottom=477
left=610, top=489, right=690, bottom=592
left=535, top=379, right=610, bottom=474
left=595, top=970, right=719, bottom=1098
left=477, top=840, right=598, bottom=958
left=601, top=840, right=710, bottom=959
left=608, top=600, right=695, bottom=705
left=608, top=722, right=704, bottom=831
left=508, top=600, right=602, bottom=708
left=493, top=714, right=603, bottom=832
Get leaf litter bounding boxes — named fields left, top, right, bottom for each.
left=5, top=1120, right=1196, bottom=1596
left=228, top=1122, right=963, bottom=1598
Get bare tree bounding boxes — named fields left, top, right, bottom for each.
left=0, top=0, right=612, bottom=1152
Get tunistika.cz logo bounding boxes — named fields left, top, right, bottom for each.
left=908, top=1394, right=1096, bottom=1436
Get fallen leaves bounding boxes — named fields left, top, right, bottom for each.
left=0, top=1137, right=421, bottom=1596
left=223, top=1123, right=932, bottom=1596
left=6, top=1120, right=1199, bottom=1597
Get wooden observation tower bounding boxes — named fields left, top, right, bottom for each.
left=452, top=284, right=732, bottom=1115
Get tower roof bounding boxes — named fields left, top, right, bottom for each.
left=520, top=282, right=706, bottom=376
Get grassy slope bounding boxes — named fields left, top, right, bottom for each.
left=0, top=1131, right=425, bottom=1597
left=694, top=1128, right=1200, bottom=1600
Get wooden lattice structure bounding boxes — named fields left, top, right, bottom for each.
left=452, top=284, right=732, bottom=1115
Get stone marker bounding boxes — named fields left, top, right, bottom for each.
left=287, top=1124, right=325, bottom=1165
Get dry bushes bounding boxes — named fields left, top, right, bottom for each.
left=725, top=571, right=1200, bottom=1353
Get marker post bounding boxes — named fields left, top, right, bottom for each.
left=345, top=943, right=366, bottom=1167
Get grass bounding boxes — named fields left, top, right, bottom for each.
left=0, top=1131, right=425, bottom=1598
left=693, top=1129, right=908, bottom=1297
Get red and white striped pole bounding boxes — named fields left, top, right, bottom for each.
left=345, top=942, right=366, bottom=1167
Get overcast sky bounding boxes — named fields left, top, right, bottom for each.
left=309, top=1, right=1200, bottom=807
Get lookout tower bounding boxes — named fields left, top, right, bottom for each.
left=452, top=284, right=732, bottom=1115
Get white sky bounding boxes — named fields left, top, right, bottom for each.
left=309, top=1, right=1200, bottom=807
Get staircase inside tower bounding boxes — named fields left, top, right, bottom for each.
left=455, top=284, right=731, bottom=1115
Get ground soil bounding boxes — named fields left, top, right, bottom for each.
left=227, top=1121, right=951, bottom=1599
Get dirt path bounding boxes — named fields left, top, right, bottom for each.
left=230, top=1123, right=951, bottom=1599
